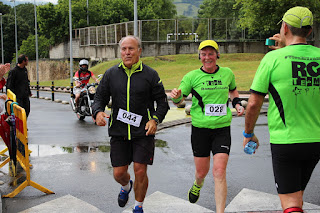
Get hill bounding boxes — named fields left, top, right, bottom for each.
left=173, top=0, right=203, bottom=17
left=32, top=53, right=265, bottom=91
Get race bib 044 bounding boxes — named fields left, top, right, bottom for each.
left=117, top=108, right=142, bottom=127
left=205, top=104, right=227, bottom=116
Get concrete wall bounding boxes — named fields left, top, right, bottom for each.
left=27, top=60, right=75, bottom=81
left=50, top=40, right=270, bottom=61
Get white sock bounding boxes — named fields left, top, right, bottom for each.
left=135, top=200, right=143, bottom=207
left=122, top=181, right=131, bottom=192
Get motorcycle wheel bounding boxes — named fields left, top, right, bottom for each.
left=76, top=113, right=85, bottom=120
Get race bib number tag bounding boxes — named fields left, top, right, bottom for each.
left=205, top=104, right=227, bottom=116
left=117, top=108, right=142, bottom=127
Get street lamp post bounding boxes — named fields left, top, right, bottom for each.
left=0, top=13, right=4, bottom=64
left=10, top=0, right=18, bottom=63
left=69, top=0, right=74, bottom=97
left=87, top=0, right=89, bottom=26
left=34, top=0, right=39, bottom=98
left=134, top=0, right=137, bottom=37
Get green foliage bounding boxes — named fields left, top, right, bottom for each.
left=235, top=0, right=320, bottom=35
left=16, top=3, right=36, bottom=34
left=38, top=3, right=63, bottom=44
left=18, top=35, right=51, bottom=60
left=37, top=0, right=177, bottom=45
left=0, top=2, right=12, bottom=15
left=197, top=0, right=241, bottom=40
left=2, top=14, right=30, bottom=63
left=198, top=0, right=238, bottom=19
left=139, top=0, right=176, bottom=19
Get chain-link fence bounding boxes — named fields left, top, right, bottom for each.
left=74, top=18, right=315, bottom=46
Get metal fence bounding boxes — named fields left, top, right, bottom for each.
left=74, top=18, right=314, bottom=46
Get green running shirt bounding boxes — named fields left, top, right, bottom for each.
left=178, top=66, right=236, bottom=129
left=251, top=44, right=320, bottom=144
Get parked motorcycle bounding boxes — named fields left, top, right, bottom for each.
left=70, top=74, right=103, bottom=121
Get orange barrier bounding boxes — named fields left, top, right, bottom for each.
left=2, top=100, right=54, bottom=198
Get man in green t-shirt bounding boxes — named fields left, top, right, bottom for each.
left=171, top=40, right=244, bottom=213
left=243, top=6, right=320, bottom=213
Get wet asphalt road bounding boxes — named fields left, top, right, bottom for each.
left=0, top=95, right=319, bottom=213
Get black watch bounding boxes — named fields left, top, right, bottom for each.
left=152, top=118, right=159, bottom=125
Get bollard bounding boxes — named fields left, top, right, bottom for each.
left=51, top=81, right=54, bottom=101
left=36, top=81, right=39, bottom=98
left=70, top=82, right=74, bottom=98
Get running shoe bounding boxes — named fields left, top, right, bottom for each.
left=133, top=205, right=144, bottom=213
left=118, top=180, right=133, bottom=207
left=188, top=181, right=202, bottom=203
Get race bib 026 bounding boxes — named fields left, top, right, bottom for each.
left=205, top=104, right=227, bottom=116
left=117, top=108, right=142, bottom=127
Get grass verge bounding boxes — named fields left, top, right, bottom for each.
left=31, top=53, right=265, bottom=91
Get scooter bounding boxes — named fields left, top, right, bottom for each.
left=70, top=74, right=103, bottom=121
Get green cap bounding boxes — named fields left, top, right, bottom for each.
left=281, top=6, right=313, bottom=28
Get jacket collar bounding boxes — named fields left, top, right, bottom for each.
left=119, top=60, right=143, bottom=74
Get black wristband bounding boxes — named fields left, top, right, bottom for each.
left=232, top=97, right=242, bottom=108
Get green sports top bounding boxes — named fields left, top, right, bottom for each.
left=178, top=66, right=236, bottom=129
left=251, top=44, right=320, bottom=144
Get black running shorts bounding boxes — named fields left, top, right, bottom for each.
left=191, top=125, right=231, bottom=157
left=271, top=142, right=320, bottom=194
left=110, top=136, right=155, bottom=167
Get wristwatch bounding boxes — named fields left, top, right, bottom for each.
left=243, top=130, right=254, bottom=138
left=152, top=118, right=159, bottom=125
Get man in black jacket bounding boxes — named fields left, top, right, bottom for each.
left=93, top=35, right=169, bottom=213
left=6, top=54, right=32, bottom=117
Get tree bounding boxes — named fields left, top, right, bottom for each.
left=197, top=0, right=240, bottom=40
left=0, top=2, right=11, bottom=15
left=37, top=0, right=177, bottom=45
left=198, top=0, right=238, bottom=19
left=16, top=3, right=36, bottom=34
left=37, top=3, right=65, bottom=44
left=2, top=14, right=30, bottom=63
left=138, top=0, right=176, bottom=20
left=235, top=0, right=320, bottom=35
left=18, top=35, right=51, bottom=60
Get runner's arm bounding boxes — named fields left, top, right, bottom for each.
left=92, top=72, right=110, bottom=119
left=229, top=89, right=244, bottom=116
left=244, top=92, right=264, bottom=134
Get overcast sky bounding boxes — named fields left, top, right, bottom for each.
left=2, top=0, right=58, bottom=6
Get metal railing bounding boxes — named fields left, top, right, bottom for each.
left=74, top=18, right=315, bottom=46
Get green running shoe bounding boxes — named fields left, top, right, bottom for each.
left=188, top=181, right=202, bottom=203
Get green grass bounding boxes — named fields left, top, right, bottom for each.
left=31, top=53, right=265, bottom=91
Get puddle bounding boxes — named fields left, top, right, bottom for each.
left=155, top=139, right=169, bottom=154
left=0, top=139, right=170, bottom=157
left=0, top=143, right=110, bottom=157
left=155, top=139, right=169, bottom=148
